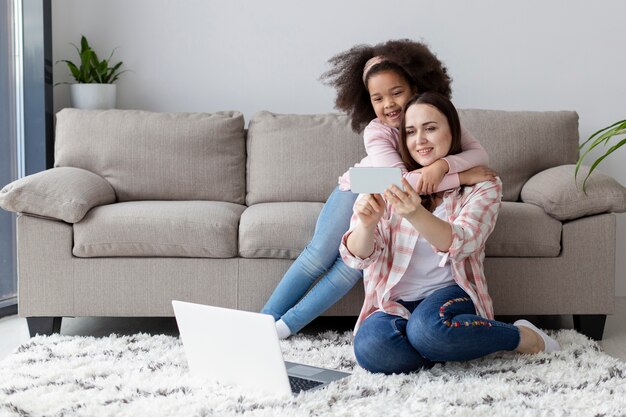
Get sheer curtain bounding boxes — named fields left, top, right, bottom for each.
left=0, top=0, right=23, bottom=313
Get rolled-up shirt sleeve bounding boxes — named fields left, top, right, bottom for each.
left=437, top=178, right=502, bottom=262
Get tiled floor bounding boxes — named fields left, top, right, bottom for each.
left=1, top=298, right=625, bottom=362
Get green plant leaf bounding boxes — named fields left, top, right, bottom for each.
left=109, top=69, right=130, bottom=84
left=94, top=58, right=109, bottom=83
left=57, top=35, right=126, bottom=84
left=58, top=60, right=81, bottom=81
left=576, top=132, right=611, bottom=177
left=80, top=49, right=97, bottom=83
left=68, top=42, right=91, bottom=82
left=576, top=119, right=626, bottom=181
left=70, top=42, right=81, bottom=57
left=106, top=47, right=119, bottom=63
left=581, top=137, right=626, bottom=192
left=105, top=62, right=124, bottom=83
left=578, top=119, right=625, bottom=150
left=80, top=35, right=90, bottom=53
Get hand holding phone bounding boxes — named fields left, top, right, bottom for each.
left=354, top=193, right=386, bottom=228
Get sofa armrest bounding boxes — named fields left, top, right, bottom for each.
left=520, top=164, right=626, bottom=221
left=0, top=167, right=116, bottom=223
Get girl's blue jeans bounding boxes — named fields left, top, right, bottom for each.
left=353, top=285, right=521, bottom=374
left=261, top=186, right=363, bottom=334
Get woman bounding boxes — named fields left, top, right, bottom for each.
left=340, top=91, right=560, bottom=374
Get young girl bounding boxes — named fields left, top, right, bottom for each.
left=261, top=39, right=495, bottom=339
left=341, top=92, right=560, bottom=374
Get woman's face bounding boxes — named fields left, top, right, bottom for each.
left=404, top=103, right=452, bottom=167
left=367, top=70, right=416, bottom=129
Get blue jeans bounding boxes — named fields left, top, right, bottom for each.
left=353, top=285, right=520, bottom=374
left=261, top=186, right=363, bottom=333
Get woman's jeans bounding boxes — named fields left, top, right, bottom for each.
left=261, top=186, right=363, bottom=333
left=353, top=285, right=521, bottom=374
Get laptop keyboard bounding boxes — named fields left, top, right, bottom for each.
left=289, top=375, right=324, bottom=393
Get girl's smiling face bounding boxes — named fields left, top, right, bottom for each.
left=404, top=103, right=452, bottom=167
left=367, top=70, right=416, bottom=129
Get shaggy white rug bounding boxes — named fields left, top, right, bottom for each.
left=0, top=329, right=624, bottom=417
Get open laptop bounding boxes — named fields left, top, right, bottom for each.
left=172, top=300, right=351, bottom=397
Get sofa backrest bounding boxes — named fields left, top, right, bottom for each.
left=247, top=109, right=579, bottom=204
left=55, top=108, right=579, bottom=205
left=458, top=109, right=579, bottom=201
left=246, top=111, right=366, bottom=205
left=55, top=109, right=246, bottom=204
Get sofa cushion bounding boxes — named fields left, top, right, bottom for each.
left=245, top=110, right=579, bottom=205
left=73, top=201, right=246, bottom=258
left=246, top=111, right=366, bottom=205
left=55, top=109, right=246, bottom=204
left=241, top=201, right=561, bottom=260
left=0, top=167, right=115, bottom=223
left=458, top=109, right=579, bottom=202
left=521, top=164, right=626, bottom=221
left=486, top=202, right=562, bottom=257
left=239, top=202, right=324, bottom=259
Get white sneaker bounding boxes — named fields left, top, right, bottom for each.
left=514, top=319, right=561, bottom=353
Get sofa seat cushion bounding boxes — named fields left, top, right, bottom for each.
left=239, top=201, right=560, bottom=260
left=239, top=202, right=324, bottom=259
left=73, top=201, right=246, bottom=258
left=486, top=202, right=562, bottom=257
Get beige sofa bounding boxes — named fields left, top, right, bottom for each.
left=2, top=108, right=625, bottom=340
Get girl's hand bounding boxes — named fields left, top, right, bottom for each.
left=459, top=166, right=497, bottom=185
left=355, top=194, right=385, bottom=228
left=414, top=159, right=449, bottom=194
left=384, top=178, right=423, bottom=219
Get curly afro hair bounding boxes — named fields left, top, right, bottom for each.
left=320, top=39, right=452, bottom=133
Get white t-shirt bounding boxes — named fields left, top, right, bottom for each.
left=389, top=203, right=456, bottom=302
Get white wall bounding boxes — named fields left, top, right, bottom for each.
left=52, top=0, right=626, bottom=295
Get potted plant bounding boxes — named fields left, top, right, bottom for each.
left=57, top=35, right=126, bottom=110
left=576, top=119, right=626, bottom=192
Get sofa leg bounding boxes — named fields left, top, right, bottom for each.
left=26, top=317, right=62, bottom=337
left=573, top=314, right=606, bottom=341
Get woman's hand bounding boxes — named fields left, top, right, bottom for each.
left=414, top=159, right=449, bottom=194
left=354, top=193, right=385, bottom=228
left=384, top=178, right=423, bottom=219
left=459, top=166, right=497, bottom=185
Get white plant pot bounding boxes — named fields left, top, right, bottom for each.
left=70, top=83, right=117, bottom=110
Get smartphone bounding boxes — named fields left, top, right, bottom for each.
left=349, top=167, right=403, bottom=194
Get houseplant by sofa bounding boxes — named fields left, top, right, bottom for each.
left=1, top=108, right=625, bottom=340
left=57, top=35, right=126, bottom=110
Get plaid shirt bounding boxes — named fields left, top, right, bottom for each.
left=340, top=178, right=503, bottom=334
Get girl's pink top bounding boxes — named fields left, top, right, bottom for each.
left=338, top=118, right=488, bottom=191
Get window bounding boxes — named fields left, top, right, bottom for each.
left=0, top=0, right=23, bottom=313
